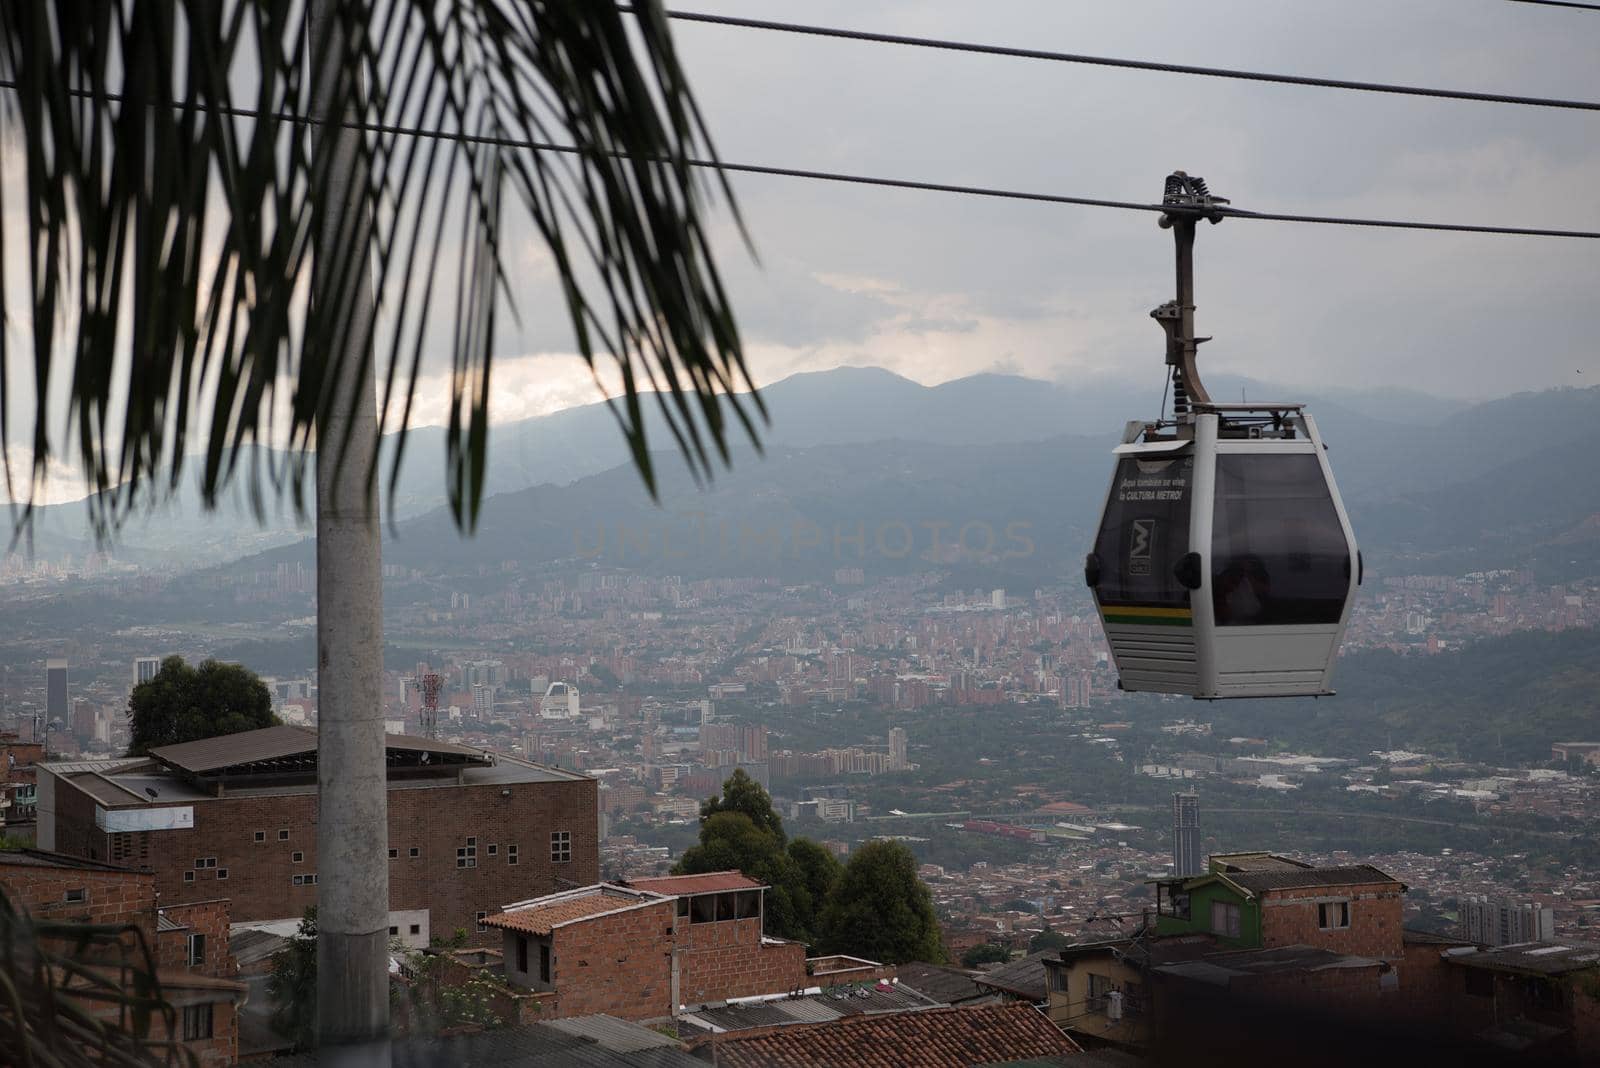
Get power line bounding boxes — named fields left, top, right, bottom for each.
left=3, top=80, right=1598, bottom=240
left=1506, top=0, right=1600, bottom=10
left=630, top=7, right=1600, bottom=115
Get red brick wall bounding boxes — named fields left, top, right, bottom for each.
left=51, top=772, right=598, bottom=945
left=674, top=915, right=809, bottom=1004
left=0, top=858, right=156, bottom=944
left=550, top=898, right=676, bottom=1020
left=143, top=995, right=239, bottom=1068
left=157, top=899, right=236, bottom=979
left=1259, top=882, right=1405, bottom=959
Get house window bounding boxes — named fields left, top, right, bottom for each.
left=1124, top=980, right=1145, bottom=1016
left=64, top=888, right=87, bottom=904
left=292, top=852, right=304, bottom=863
left=409, top=847, right=420, bottom=858
left=389, top=926, right=399, bottom=936
left=457, top=841, right=477, bottom=868
left=1318, top=901, right=1350, bottom=930
left=539, top=942, right=551, bottom=983
left=216, top=869, right=228, bottom=881
left=278, top=830, right=289, bottom=841
left=388, top=848, right=398, bottom=860
left=292, top=874, right=319, bottom=886
left=181, top=1003, right=213, bottom=1041
left=1210, top=901, right=1242, bottom=939
left=183, top=871, right=195, bottom=883
left=1047, top=967, right=1067, bottom=994
left=187, top=933, right=205, bottom=967
left=507, top=844, right=518, bottom=866
left=409, top=924, right=420, bottom=936
left=475, top=911, right=488, bottom=933
left=550, top=831, right=571, bottom=864
left=691, top=895, right=717, bottom=924
left=487, top=844, right=498, bottom=856
left=254, top=831, right=266, bottom=843
left=516, top=936, right=529, bottom=974
left=677, top=897, right=690, bottom=919
left=1087, top=972, right=1114, bottom=1010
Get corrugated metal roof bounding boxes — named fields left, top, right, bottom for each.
left=973, top=951, right=1052, bottom=1002
left=0, top=847, right=136, bottom=874
left=627, top=871, right=764, bottom=895
left=486, top=887, right=663, bottom=935
left=266, top=1022, right=704, bottom=1067
left=1226, top=864, right=1402, bottom=894
left=148, top=724, right=489, bottom=775
left=1446, top=940, right=1600, bottom=976
left=544, top=1015, right=680, bottom=1052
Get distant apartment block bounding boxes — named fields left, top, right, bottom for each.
left=1461, top=895, right=1555, bottom=946
left=36, top=725, right=597, bottom=944
left=133, top=655, right=163, bottom=686
left=46, top=658, right=69, bottom=721
left=1172, top=792, right=1202, bottom=878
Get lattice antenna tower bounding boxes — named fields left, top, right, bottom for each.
left=420, top=673, right=444, bottom=740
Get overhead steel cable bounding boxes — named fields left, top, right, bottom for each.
left=1507, top=0, right=1600, bottom=10
left=3, top=79, right=1597, bottom=240
left=624, top=6, right=1600, bottom=114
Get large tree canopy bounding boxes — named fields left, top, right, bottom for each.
left=698, top=768, right=787, bottom=842
left=818, top=839, right=945, bottom=965
left=127, top=655, right=278, bottom=755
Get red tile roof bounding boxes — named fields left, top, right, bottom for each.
left=627, top=871, right=765, bottom=895
left=692, top=1002, right=1079, bottom=1068
left=483, top=887, right=662, bottom=935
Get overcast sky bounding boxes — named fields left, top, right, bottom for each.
left=411, top=0, right=1600, bottom=424
left=4, top=0, right=1599, bottom=502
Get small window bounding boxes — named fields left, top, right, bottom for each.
left=388, top=848, right=398, bottom=860
left=488, top=844, right=498, bottom=856
left=216, top=868, right=228, bottom=881
left=467, top=837, right=477, bottom=847
left=550, top=831, right=572, bottom=864
left=516, top=935, right=529, bottom=974
left=183, top=871, right=195, bottom=883
left=187, top=933, right=206, bottom=967
left=181, top=1004, right=213, bottom=1041
left=508, top=844, right=518, bottom=866
left=734, top=890, right=761, bottom=919
left=64, top=888, right=87, bottom=904
left=292, top=851, right=304, bottom=863
left=203, top=857, right=217, bottom=869
left=409, top=924, right=420, bottom=935
left=539, top=942, right=551, bottom=983
left=1318, top=901, right=1350, bottom=930
left=1048, top=967, right=1068, bottom=994
left=389, top=926, right=399, bottom=936
left=677, top=896, right=690, bottom=919
left=475, top=911, right=488, bottom=934
left=278, top=830, right=290, bottom=841
left=409, top=846, right=420, bottom=858
left=292, top=875, right=303, bottom=886
left=254, top=831, right=266, bottom=843
left=1088, top=972, right=1114, bottom=1010
left=716, top=893, right=736, bottom=922
left=1210, top=900, right=1242, bottom=939
left=194, top=858, right=206, bottom=869
left=691, top=895, right=717, bottom=924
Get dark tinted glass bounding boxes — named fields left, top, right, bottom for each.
left=1211, top=453, right=1350, bottom=626
left=1091, top=454, right=1193, bottom=607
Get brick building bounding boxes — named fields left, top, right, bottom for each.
left=484, top=871, right=812, bottom=1021
left=36, top=725, right=597, bottom=944
left=1, top=729, right=44, bottom=834
left=0, top=848, right=245, bottom=1065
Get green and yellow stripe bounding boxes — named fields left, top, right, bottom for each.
left=1101, top=605, right=1193, bottom=627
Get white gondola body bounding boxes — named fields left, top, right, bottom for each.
left=1087, top=407, right=1359, bottom=699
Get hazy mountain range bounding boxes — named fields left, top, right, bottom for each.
left=17, top=366, right=1600, bottom=582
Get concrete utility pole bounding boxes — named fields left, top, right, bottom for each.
left=308, top=3, right=390, bottom=1061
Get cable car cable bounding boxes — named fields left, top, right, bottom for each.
left=624, top=7, right=1600, bottom=115
left=6, top=81, right=1598, bottom=240
left=1506, top=0, right=1600, bottom=10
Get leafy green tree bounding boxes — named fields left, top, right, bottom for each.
left=819, top=840, right=945, bottom=965
left=268, top=909, right=318, bottom=1051
left=127, top=656, right=278, bottom=756
left=699, top=769, right=786, bottom=841
left=961, top=943, right=1011, bottom=968
left=1029, top=929, right=1071, bottom=953
left=787, top=838, right=844, bottom=913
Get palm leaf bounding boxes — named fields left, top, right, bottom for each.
left=0, top=0, right=763, bottom=540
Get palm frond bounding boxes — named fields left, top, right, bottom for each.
left=0, top=0, right=762, bottom=539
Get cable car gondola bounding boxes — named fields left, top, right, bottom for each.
left=1084, top=174, right=1360, bottom=699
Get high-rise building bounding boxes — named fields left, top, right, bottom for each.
left=133, top=656, right=162, bottom=686
left=46, top=659, right=69, bottom=722
left=1172, top=792, right=1202, bottom=877
left=888, top=727, right=909, bottom=771
left=1461, top=896, right=1556, bottom=946
left=991, top=589, right=1006, bottom=609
